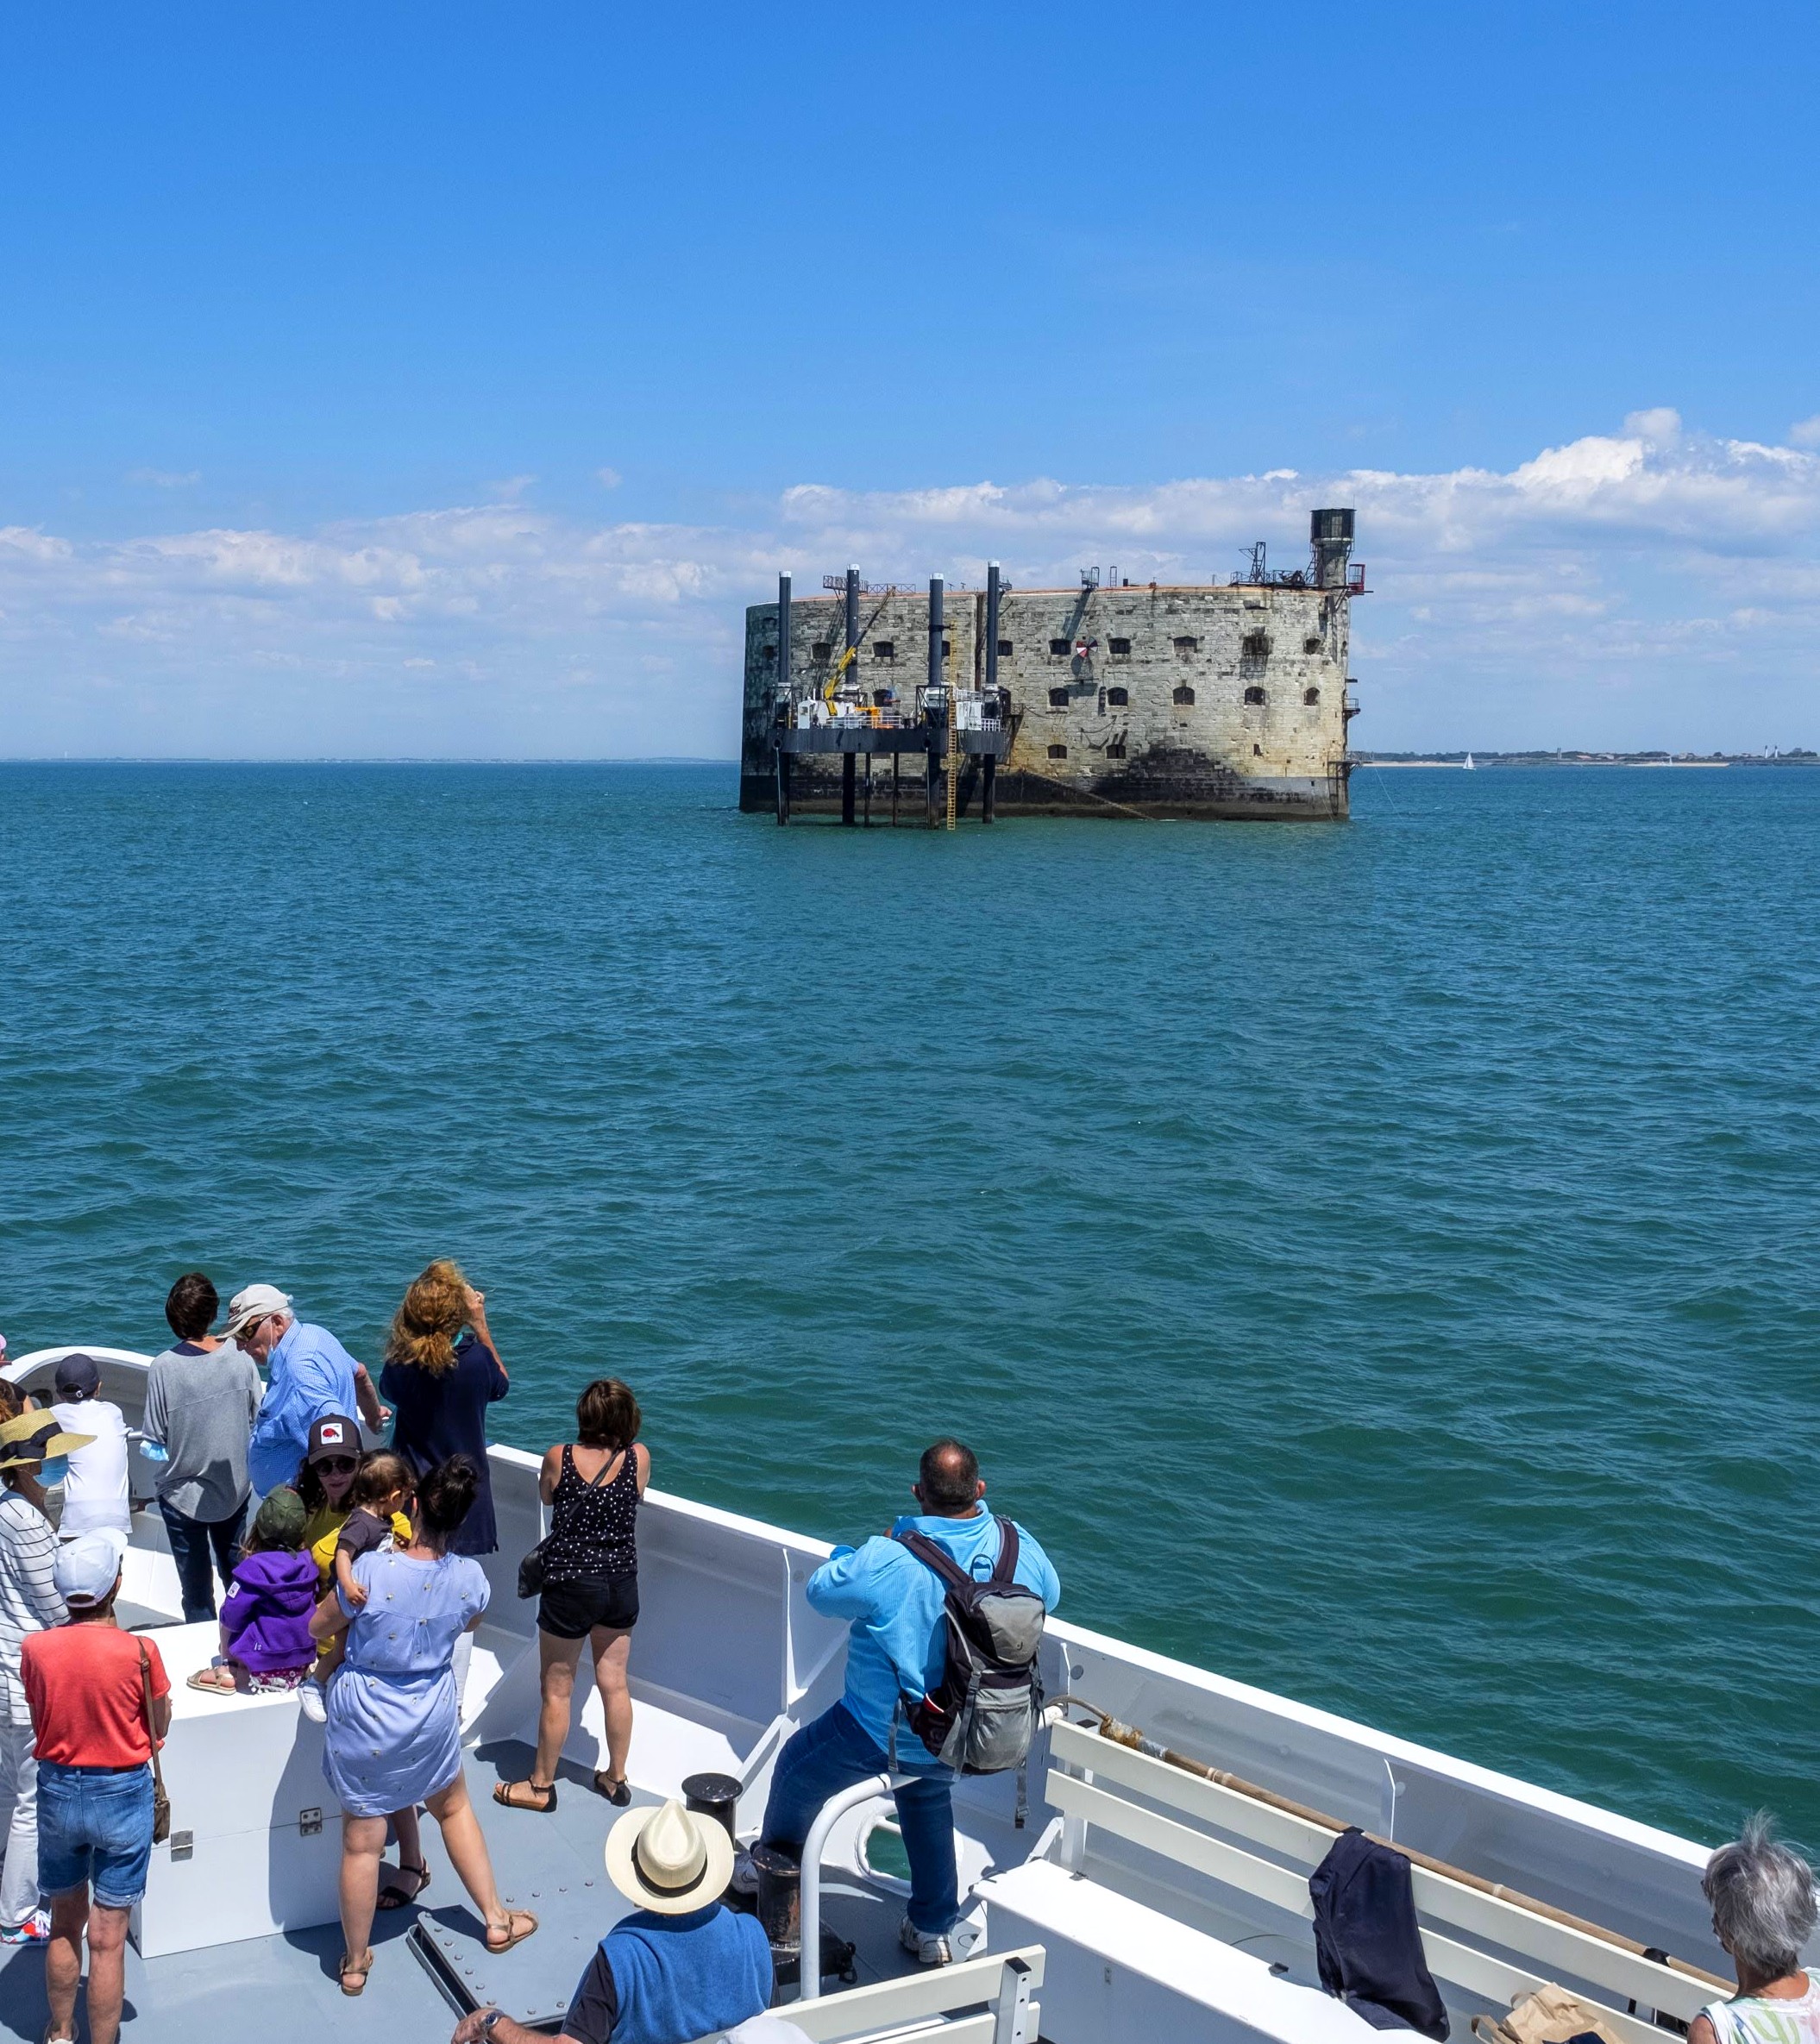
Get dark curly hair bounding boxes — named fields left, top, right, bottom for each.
left=415, top=1454, right=480, bottom=1542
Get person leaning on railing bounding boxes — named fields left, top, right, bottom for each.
left=757, top=1436, right=1060, bottom=1969
left=1689, top=1815, right=1820, bottom=2044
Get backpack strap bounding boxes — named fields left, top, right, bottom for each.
left=990, top=1517, right=1020, bottom=1589
left=894, top=1528, right=972, bottom=1595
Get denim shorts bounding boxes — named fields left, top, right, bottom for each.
left=36, top=1760, right=154, bottom=1909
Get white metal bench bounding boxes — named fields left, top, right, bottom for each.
left=696, top=1946, right=1045, bottom=2044
left=981, top=1720, right=1714, bottom=2044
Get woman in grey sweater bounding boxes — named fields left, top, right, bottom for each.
left=142, top=1272, right=263, bottom=1623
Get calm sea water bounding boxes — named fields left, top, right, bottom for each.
left=2, top=762, right=1815, bottom=1852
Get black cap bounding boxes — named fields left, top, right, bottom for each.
left=53, top=1353, right=102, bottom=1400
left=305, top=1414, right=360, bottom=1464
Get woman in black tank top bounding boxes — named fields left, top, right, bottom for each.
left=493, top=1379, right=649, bottom=1815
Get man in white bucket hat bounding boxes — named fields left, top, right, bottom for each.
left=448, top=1797, right=772, bottom=2044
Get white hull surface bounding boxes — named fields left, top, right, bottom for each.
left=0, top=1346, right=1751, bottom=2044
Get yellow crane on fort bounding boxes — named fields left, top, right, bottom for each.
left=820, top=590, right=898, bottom=706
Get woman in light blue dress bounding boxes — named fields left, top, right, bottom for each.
left=311, top=1456, right=536, bottom=1997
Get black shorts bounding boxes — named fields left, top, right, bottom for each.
left=538, top=1573, right=639, bottom=1640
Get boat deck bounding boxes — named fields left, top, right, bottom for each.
left=0, top=1345, right=1747, bottom=2044
left=0, top=1735, right=926, bottom=2044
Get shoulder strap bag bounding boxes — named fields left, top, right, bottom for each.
left=517, top=1445, right=617, bottom=1600
left=137, top=1641, right=172, bottom=1845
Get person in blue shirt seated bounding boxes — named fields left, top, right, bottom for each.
left=760, top=1438, right=1061, bottom=1967
left=223, top=1285, right=390, bottom=1498
left=448, top=1797, right=772, bottom=2044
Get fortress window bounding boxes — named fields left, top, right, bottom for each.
left=1047, top=687, right=1070, bottom=708
left=1048, top=743, right=1068, bottom=759
left=941, top=639, right=951, bottom=656
left=1304, top=636, right=1322, bottom=655
left=872, top=641, right=895, bottom=661
left=1049, top=638, right=1071, bottom=657
left=1107, top=686, right=1129, bottom=706
left=1241, top=631, right=1271, bottom=660
left=1106, top=741, right=1127, bottom=759
left=1108, top=636, right=1132, bottom=659
left=1172, top=684, right=1196, bottom=706
left=872, top=688, right=894, bottom=706
left=811, top=641, right=832, bottom=661
left=1303, top=686, right=1321, bottom=706
left=997, top=638, right=1014, bottom=656
left=1172, top=636, right=1199, bottom=656
left=1244, top=686, right=1267, bottom=705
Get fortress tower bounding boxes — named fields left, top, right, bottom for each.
left=739, top=509, right=1362, bottom=823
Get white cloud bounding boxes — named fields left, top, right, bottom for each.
left=124, top=467, right=201, bottom=487
left=1791, top=415, right=1820, bottom=449
left=595, top=467, right=623, bottom=489
left=3, top=415, right=1817, bottom=756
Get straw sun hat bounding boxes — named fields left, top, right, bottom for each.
left=0, top=1408, right=95, bottom=1470
left=605, top=1798, right=734, bottom=1915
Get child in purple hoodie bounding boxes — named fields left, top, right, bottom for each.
left=186, top=1487, right=319, bottom=1694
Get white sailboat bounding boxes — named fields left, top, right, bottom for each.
left=1464, top=752, right=1476, bottom=770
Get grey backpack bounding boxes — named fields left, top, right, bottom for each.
left=894, top=1518, right=1047, bottom=1777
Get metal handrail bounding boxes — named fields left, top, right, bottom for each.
left=795, top=1771, right=912, bottom=2003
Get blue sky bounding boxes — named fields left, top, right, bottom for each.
left=3, top=2, right=1817, bottom=756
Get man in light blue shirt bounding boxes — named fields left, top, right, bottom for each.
left=223, top=1285, right=388, bottom=1497
left=759, top=1439, right=1059, bottom=1966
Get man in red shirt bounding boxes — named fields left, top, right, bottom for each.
left=21, top=1531, right=171, bottom=2044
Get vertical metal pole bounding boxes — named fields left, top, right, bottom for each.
left=841, top=750, right=856, bottom=826
left=927, top=575, right=945, bottom=828
left=982, top=754, right=996, bottom=824
left=779, top=572, right=793, bottom=699
left=775, top=571, right=792, bottom=827
left=844, top=565, right=860, bottom=661
left=927, top=574, right=945, bottom=695
left=985, top=561, right=1001, bottom=694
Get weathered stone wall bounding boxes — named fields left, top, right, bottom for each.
left=739, top=582, right=1352, bottom=821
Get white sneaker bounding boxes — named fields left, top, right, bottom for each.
left=0, top=1907, right=48, bottom=1945
left=901, top=1912, right=983, bottom=1967
left=298, top=1678, right=327, bottom=1724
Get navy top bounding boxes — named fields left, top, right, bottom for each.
left=379, top=1333, right=508, bottom=1557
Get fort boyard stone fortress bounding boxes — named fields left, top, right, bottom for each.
left=740, top=508, right=1364, bottom=824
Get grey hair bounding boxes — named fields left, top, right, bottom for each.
left=1703, top=1813, right=1817, bottom=1982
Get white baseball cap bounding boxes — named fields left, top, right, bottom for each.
left=220, top=1284, right=293, bottom=1341
left=54, top=1529, right=128, bottom=1608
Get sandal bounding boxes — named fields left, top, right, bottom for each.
left=377, top=1859, right=431, bottom=1911
left=485, top=1909, right=538, bottom=1955
left=593, top=1771, right=631, bottom=1806
left=338, top=1948, right=374, bottom=1997
left=186, top=1665, right=238, bottom=1693
left=492, top=1779, right=557, bottom=1814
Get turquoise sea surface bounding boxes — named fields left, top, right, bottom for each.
left=2, top=761, right=1814, bottom=1851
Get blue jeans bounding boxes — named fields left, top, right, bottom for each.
left=36, top=1762, right=154, bottom=1909
left=159, top=1496, right=248, bottom=1623
left=761, top=1702, right=958, bottom=1934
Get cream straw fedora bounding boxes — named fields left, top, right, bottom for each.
left=604, top=1797, right=734, bottom=1915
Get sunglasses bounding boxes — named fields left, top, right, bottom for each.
left=314, top=1456, right=358, bottom=1477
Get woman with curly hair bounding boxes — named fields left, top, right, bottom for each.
left=379, top=1262, right=509, bottom=1559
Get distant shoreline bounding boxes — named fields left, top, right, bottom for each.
left=1359, top=755, right=1815, bottom=769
